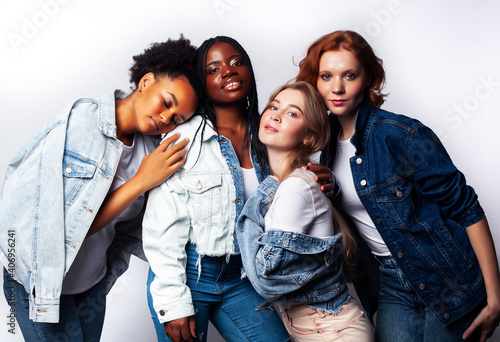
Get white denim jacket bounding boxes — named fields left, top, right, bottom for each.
left=143, top=115, right=267, bottom=323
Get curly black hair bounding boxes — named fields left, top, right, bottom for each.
left=129, top=35, right=202, bottom=101
left=195, top=36, right=268, bottom=168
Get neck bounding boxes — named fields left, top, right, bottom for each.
left=337, top=112, right=356, bottom=141
left=213, top=102, right=252, bottom=168
left=213, top=102, right=247, bottom=130
left=267, top=148, right=290, bottom=181
left=115, top=93, right=137, bottom=146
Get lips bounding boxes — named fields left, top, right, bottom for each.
left=151, top=117, right=160, bottom=131
left=331, top=99, right=346, bottom=106
left=264, top=124, right=278, bottom=132
left=222, top=78, right=242, bottom=91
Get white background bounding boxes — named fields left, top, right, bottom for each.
left=1, top=0, right=499, bottom=341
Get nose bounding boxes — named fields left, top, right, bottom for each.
left=331, top=77, right=344, bottom=94
left=222, top=64, right=237, bottom=78
left=270, top=111, right=281, bottom=123
left=159, top=112, right=172, bottom=127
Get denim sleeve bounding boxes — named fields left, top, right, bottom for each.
left=235, top=176, right=284, bottom=300
left=409, top=124, right=485, bottom=227
left=142, top=181, right=195, bottom=323
left=0, top=117, right=69, bottom=323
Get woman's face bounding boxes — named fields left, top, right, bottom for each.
left=134, top=74, right=197, bottom=135
left=204, top=42, right=252, bottom=106
left=316, top=48, right=367, bottom=119
left=259, top=88, right=308, bottom=152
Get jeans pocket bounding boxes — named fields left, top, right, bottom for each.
left=379, top=258, right=414, bottom=295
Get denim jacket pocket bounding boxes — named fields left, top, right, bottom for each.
left=179, top=172, right=222, bottom=221
left=375, top=180, right=414, bottom=229
left=435, top=222, right=474, bottom=283
left=62, top=152, right=97, bottom=207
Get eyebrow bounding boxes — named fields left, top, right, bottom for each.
left=272, top=99, right=304, bottom=115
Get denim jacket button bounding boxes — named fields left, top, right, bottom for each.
left=396, top=190, right=403, bottom=198
left=419, top=283, right=426, bottom=290
left=159, top=310, right=166, bottom=316
left=397, top=252, right=404, bottom=258
left=356, top=157, right=363, bottom=165
left=443, top=313, right=450, bottom=320
left=360, top=180, right=367, bottom=186
left=65, top=167, right=72, bottom=174
left=376, top=218, right=382, bottom=225
left=196, top=180, right=203, bottom=190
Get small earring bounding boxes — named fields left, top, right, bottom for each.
left=327, top=110, right=331, bottom=116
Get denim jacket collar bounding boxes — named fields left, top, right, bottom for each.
left=350, top=102, right=377, bottom=156
left=97, top=90, right=130, bottom=139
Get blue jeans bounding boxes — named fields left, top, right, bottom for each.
left=3, top=268, right=106, bottom=342
left=374, top=255, right=483, bottom=342
left=147, top=242, right=290, bottom=342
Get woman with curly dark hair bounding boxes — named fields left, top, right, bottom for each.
left=0, top=35, right=201, bottom=341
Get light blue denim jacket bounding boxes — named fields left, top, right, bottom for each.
left=143, top=115, right=267, bottom=323
left=0, top=90, right=159, bottom=323
left=235, top=176, right=349, bottom=314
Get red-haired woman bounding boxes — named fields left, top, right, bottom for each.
left=295, top=30, right=500, bottom=342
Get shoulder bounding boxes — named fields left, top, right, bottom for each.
left=279, top=168, right=318, bottom=197
left=373, top=107, right=424, bottom=133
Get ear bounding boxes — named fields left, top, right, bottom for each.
left=137, top=72, right=156, bottom=92
left=303, top=135, right=312, bottom=146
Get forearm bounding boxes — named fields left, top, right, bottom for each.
left=87, top=175, right=146, bottom=237
left=466, top=217, right=500, bottom=308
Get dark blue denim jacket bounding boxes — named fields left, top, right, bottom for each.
left=322, top=103, right=486, bottom=326
left=235, top=177, right=349, bottom=314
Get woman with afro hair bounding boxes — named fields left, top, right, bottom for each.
left=0, top=35, right=201, bottom=341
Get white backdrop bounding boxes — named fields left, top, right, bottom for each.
left=1, top=0, right=499, bottom=341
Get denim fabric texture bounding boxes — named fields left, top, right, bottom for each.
left=323, top=103, right=486, bottom=326
left=0, top=90, right=159, bottom=322
left=374, top=255, right=483, bottom=341
left=143, top=115, right=269, bottom=324
left=147, top=243, right=290, bottom=342
left=235, top=176, right=349, bottom=314
left=3, top=269, right=106, bottom=341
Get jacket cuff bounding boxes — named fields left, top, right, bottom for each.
left=459, top=200, right=485, bottom=228
left=156, top=300, right=195, bottom=324
left=30, top=299, right=60, bottom=323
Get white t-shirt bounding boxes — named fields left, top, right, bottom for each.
left=265, top=167, right=333, bottom=239
left=332, top=138, right=390, bottom=256
left=241, top=167, right=259, bottom=203
left=62, top=132, right=149, bottom=294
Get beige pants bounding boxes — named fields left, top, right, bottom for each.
left=276, top=297, right=374, bottom=342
